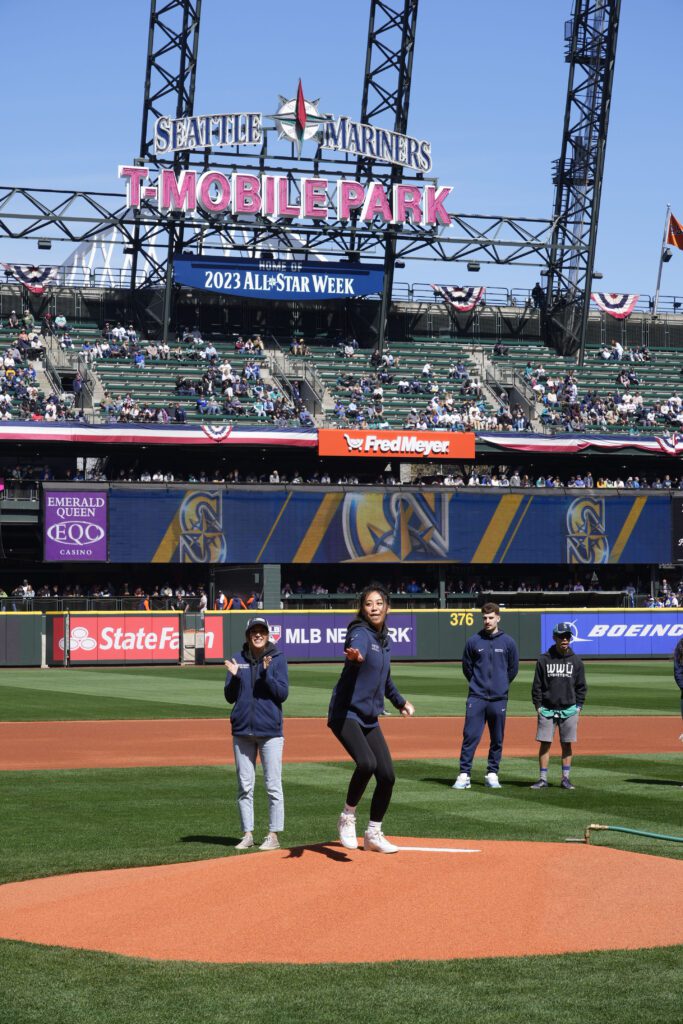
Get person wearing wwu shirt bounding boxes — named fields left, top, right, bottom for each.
left=453, top=602, right=519, bottom=790
left=530, top=622, right=587, bottom=790
left=328, top=583, right=415, bottom=854
left=224, top=616, right=289, bottom=851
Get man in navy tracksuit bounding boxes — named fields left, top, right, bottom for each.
left=453, top=602, right=519, bottom=789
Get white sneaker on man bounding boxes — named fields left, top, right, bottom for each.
left=337, top=811, right=358, bottom=850
left=363, top=828, right=399, bottom=854
left=484, top=773, right=502, bottom=788
left=452, top=773, right=471, bottom=790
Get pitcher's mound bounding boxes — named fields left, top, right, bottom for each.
left=0, top=838, right=681, bottom=963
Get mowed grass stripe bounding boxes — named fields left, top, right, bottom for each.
left=2, top=941, right=681, bottom=1024
left=1, top=755, right=681, bottom=885
left=0, top=661, right=680, bottom=721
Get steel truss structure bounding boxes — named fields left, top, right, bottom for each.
left=0, top=0, right=619, bottom=358
left=545, top=0, right=621, bottom=358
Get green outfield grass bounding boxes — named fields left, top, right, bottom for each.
left=2, top=941, right=681, bottom=1024
left=2, top=661, right=681, bottom=1023
left=1, top=753, right=682, bottom=1023
left=0, top=659, right=680, bottom=721
left=2, top=755, right=682, bottom=885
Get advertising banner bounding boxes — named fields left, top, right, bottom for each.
left=217, top=611, right=417, bottom=661
left=672, top=495, right=683, bottom=564
left=50, top=614, right=182, bottom=664
left=540, top=611, right=683, bottom=657
left=108, top=487, right=670, bottom=565
left=44, top=490, right=108, bottom=562
left=317, top=429, right=475, bottom=459
left=173, top=254, right=383, bottom=301
left=203, top=614, right=224, bottom=662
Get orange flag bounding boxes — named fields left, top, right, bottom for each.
left=667, top=212, right=683, bottom=249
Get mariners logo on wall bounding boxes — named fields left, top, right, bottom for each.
left=342, top=492, right=451, bottom=562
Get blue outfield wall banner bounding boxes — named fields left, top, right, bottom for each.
left=222, top=612, right=416, bottom=661
left=107, top=487, right=671, bottom=565
left=173, top=254, right=384, bottom=300
left=541, top=611, right=683, bottom=657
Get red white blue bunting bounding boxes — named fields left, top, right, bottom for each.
left=432, top=284, right=486, bottom=312
left=2, top=263, right=59, bottom=295
left=590, top=292, right=639, bottom=319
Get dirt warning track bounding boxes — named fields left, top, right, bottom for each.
left=0, top=838, right=681, bottom=963
left=0, top=715, right=679, bottom=770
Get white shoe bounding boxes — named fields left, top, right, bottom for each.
left=484, top=773, right=502, bottom=788
left=259, top=833, right=280, bottom=851
left=235, top=832, right=254, bottom=850
left=337, top=811, right=358, bottom=850
left=363, top=828, right=399, bottom=854
left=452, top=773, right=471, bottom=790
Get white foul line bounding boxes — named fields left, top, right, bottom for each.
left=395, top=846, right=481, bottom=853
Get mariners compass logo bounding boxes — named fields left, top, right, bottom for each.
left=270, top=80, right=330, bottom=155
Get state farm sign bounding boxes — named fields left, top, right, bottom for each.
left=51, top=614, right=182, bottom=664
left=317, top=429, right=475, bottom=459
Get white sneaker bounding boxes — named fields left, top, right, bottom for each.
left=484, top=772, right=502, bottom=788
left=259, top=833, right=280, bottom=851
left=235, top=832, right=254, bottom=850
left=363, top=828, right=399, bottom=854
left=337, top=811, right=358, bottom=850
left=452, top=773, right=471, bottom=790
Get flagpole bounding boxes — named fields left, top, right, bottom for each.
left=653, top=203, right=671, bottom=316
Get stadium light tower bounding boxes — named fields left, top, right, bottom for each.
left=544, top=0, right=621, bottom=363
left=355, top=0, right=419, bottom=356
left=131, top=0, right=202, bottom=339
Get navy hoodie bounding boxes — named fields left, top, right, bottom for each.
left=328, top=618, right=406, bottom=727
left=224, top=641, right=289, bottom=737
left=461, top=628, right=519, bottom=700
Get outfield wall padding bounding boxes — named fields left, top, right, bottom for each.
left=208, top=609, right=683, bottom=662
left=0, top=613, right=43, bottom=666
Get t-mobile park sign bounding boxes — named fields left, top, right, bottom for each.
left=44, top=491, right=108, bottom=561
left=119, top=80, right=451, bottom=227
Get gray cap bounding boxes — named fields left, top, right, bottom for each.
left=553, top=621, right=573, bottom=636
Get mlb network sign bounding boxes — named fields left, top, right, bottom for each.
left=318, top=429, right=475, bottom=460
left=541, top=612, right=683, bottom=657
left=242, top=613, right=416, bottom=660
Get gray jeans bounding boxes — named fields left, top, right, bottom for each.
left=232, top=735, right=285, bottom=833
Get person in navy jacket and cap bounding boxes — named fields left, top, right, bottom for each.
left=224, top=616, right=289, bottom=851
left=328, top=583, right=415, bottom=854
left=453, top=602, right=519, bottom=790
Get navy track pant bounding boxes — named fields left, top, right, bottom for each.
left=459, top=695, right=507, bottom=774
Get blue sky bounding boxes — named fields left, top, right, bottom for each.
left=1, top=0, right=681, bottom=298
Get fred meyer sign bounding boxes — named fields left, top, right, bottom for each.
left=173, top=254, right=383, bottom=300
left=318, top=429, right=476, bottom=459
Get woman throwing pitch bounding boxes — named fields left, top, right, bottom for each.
left=328, top=583, right=415, bottom=854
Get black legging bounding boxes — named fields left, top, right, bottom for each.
left=330, top=718, right=396, bottom=822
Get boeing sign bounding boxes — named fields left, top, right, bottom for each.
left=541, top=612, right=683, bottom=657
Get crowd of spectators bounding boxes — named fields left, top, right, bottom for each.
left=280, top=573, right=677, bottom=606
left=331, top=347, right=530, bottom=432
left=6, top=460, right=683, bottom=490
left=92, top=324, right=311, bottom=426
left=0, top=579, right=209, bottom=609
left=522, top=350, right=683, bottom=433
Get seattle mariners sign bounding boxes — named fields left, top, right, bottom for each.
left=153, top=80, right=433, bottom=172
left=120, top=80, right=451, bottom=227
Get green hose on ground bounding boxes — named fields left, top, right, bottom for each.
left=582, top=823, right=683, bottom=844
